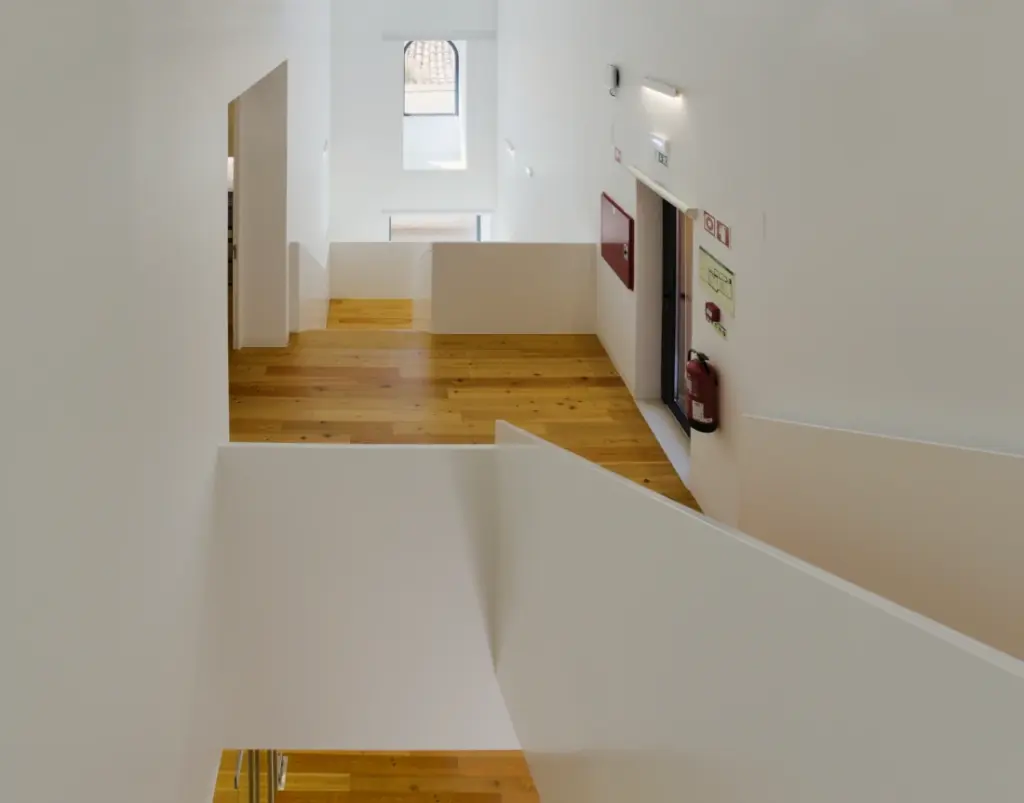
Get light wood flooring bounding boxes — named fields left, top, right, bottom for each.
left=214, top=750, right=538, bottom=803
left=229, top=299, right=698, bottom=509
left=328, top=298, right=414, bottom=330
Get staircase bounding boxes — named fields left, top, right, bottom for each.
left=212, top=423, right=1024, bottom=803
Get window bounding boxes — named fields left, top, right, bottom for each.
left=388, top=213, right=492, bottom=243
left=402, top=40, right=467, bottom=171
left=404, top=41, right=460, bottom=116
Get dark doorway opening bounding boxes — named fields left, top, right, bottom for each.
left=660, top=198, right=692, bottom=435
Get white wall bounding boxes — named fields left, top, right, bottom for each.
left=496, top=0, right=1024, bottom=526
left=289, top=241, right=300, bottom=331
left=431, top=243, right=596, bottom=334
left=494, top=424, right=1024, bottom=803
left=290, top=241, right=330, bottom=331
left=237, top=62, right=289, bottom=347
left=596, top=180, right=666, bottom=398
left=330, top=0, right=498, bottom=241
left=413, top=245, right=434, bottom=330
left=330, top=242, right=431, bottom=297
left=738, top=416, right=1024, bottom=660
left=287, top=4, right=332, bottom=270
left=404, top=114, right=464, bottom=169
left=0, top=1, right=330, bottom=802
left=216, top=443, right=518, bottom=749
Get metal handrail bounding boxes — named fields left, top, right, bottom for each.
left=235, top=749, right=287, bottom=801
left=234, top=750, right=245, bottom=790
left=267, top=750, right=278, bottom=803
left=277, top=754, right=288, bottom=791
left=248, top=750, right=260, bottom=803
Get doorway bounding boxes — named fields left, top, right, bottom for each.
left=660, top=198, right=693, bottom=434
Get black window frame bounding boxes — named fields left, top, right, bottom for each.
left=403, top=40, right=460, bottom=117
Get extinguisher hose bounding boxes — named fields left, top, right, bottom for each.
left=689, top=349, right=711, bottom=374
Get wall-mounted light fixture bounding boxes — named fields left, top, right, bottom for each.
left=642, top=77, right=681, bottom=99
left=524, top=166, right=534, bottom=178
left=607, top=64, right=621, bottom=97
left=504, top=139, right=516, bottom=157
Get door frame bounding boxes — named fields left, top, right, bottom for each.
left=660, top=198, right=691, bottom=434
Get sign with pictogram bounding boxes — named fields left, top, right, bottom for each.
left=702, top=210, right=733, bottom=249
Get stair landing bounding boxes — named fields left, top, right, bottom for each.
left=214, top=750, right=538, bottom=803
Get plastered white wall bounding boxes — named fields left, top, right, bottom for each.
left=289, top=241, right=300, bottom=332
left=0, top=1, right=331, bottom=802
left=631, top=181, right=665, bottom=400
left=431, top=243, right=596, bottom=334
left=290, top=241, right=330, bottom=331
left=496, top=0, right=1024, bottom=526
left=216, top=443, right=517, bottom=749
left=413, top=246, right=434, bottom=330
left=739, top=416, right=1024, bottom=659
left=404, top=114, right=463, bottom=168
left=494, top=424, right=1024, bottom=803
left=330, top=242, right=432, bottom=298
left=594, top=249, right=638, bottom=390
left=330, top=0, right=498, bottom=241
left=237, top=62, right=289, bottom=347
left=286, top=3, right=332, bottom=270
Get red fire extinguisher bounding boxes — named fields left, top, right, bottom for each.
left=684, top=350, right=719, bottom=433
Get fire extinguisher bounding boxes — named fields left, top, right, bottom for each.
left=684, top=350, right=719, bottom=433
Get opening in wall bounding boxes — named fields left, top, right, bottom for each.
left=403, top=40, right=467, bottom=171
left=388, top=212, right=491, bottom=242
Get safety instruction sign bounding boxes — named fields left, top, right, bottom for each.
left=699, top=247, right=735, bottom=317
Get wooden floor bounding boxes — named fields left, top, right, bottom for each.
left=328, top=298, right=414, bottom=330
left=214, top=750, right=538, bottom=803
left=229, top=299, right=698, bottom=508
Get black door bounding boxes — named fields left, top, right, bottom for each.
left=660, top=199, right=690, bottom=434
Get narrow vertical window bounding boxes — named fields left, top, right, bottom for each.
left=404, top=41, right=459, bottom=116
left=403, top=40, right=467, bottom=170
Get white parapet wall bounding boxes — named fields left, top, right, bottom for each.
left=215, top=442, right=517, bottom=750
left=738, top=414, right=1024, bottom=661
left=430, top=243, right=596, bottom=334
left=212, top=426, right=1024, bottom=801
left=289, top=241, right=330, bottom=332
left=328, top=241, right=597, bottom=334
left=329, top=242, right=431, bottom=298
left=493, top=422, right=1024, bottom=803
left=412, top=245, right=434, bottom=331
